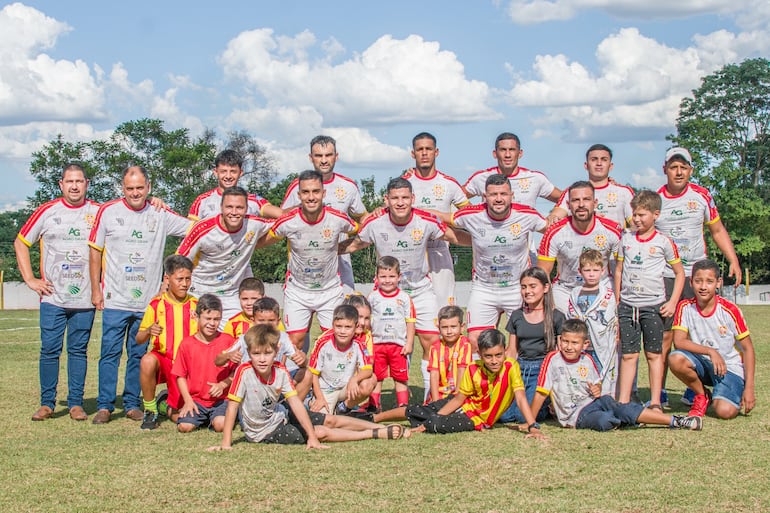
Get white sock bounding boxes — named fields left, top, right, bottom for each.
left=421, top=359, right=430, bottom=401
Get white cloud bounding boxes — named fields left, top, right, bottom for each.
left=631, top=167, right=666, bottom=190
left=0, top=121, right=111, bottom=160
left=220, top=30, right=498, bottom=125
left=150, top=88, right=204, bottom=135
left=504, top=0, right=755, bottom=25
left=509, top=27, right=770, bottom=142
left=0, top=3, right=106, bottom=124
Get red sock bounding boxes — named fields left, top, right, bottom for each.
left=396, top=390, right=409, bottom=407
left=370, top=392, right=381, bottom=409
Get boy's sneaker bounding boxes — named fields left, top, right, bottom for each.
left=688, top=391, right=711, bottom=418
left=672, top=415, right=703, bottom=431
left=335, top=401, right=351, bottom=415
left=156, top=389, right=169, bottom=417
left=681, top=388, right=695, bottom=406
left=141, top=410, right=159, bottom=430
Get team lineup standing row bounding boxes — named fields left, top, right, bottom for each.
left=17, top=132, right=754, bottom=444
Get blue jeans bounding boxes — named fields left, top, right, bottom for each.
left=97, top=308, right=147, bottom=411
left=498, top=357, right=549, bottom=423
left=39, top=303, right=95, bottom=409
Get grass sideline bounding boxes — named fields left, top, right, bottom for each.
left=0, top=308, right=768, bottom=513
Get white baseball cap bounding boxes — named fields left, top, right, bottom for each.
left=665, top=147, right=693, bottom=166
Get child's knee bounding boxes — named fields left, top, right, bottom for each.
left=177, top=422, right=196, bottom=433
left=667, top=352, right=688, bottom=370
left=211, top=417, right=225, bottom=432
left=713, top=400, right=739, bottom=420
left=313, top=425, right=329, bottom=440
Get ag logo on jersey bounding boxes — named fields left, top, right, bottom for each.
left=411, top=228, right=424, bottom=243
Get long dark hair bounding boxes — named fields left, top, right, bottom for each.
left=520, top=267, right=556, bottom=352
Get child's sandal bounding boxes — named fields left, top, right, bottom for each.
left=385, top=424, right=405, bottom=439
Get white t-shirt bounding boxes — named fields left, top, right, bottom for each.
left=368, top=288, right=416, bottom=346
left=228, top=362, right=296, bottom=442
left=88, top=199, right=191, bottom=311
left=537, top=350, right=601, bottom=428
left=308, top=330, right=371, bottom=392
left=617, top=230, right=680, bottom=307
left=17, top=198, right=100, bottom=309
left=270, top=207, right=357, bottom=291
left=452, top=203, right=546, bottom=289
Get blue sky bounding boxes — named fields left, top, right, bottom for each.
left=1, top=1, right=768, bottom=212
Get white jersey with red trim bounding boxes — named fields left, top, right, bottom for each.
left=556, top=181, right=634, bottom=227
left=656, top=183, right=720, bottom=277
left=357, top=209, right=446, bottom=292
left=538, top=216, right=622, bottom=290
left=617, top=230, right=680, bottom=307
left=403, top=169, right=469, bottom=213
left=228, top=362, right=296, bottom=442
left=281, top=173, right=366, bottom=218
left=188, top=188, right=268, bottom=221
left=177, top=215, right=271, bottom=298
left=672, top=296, right=750, bottom=379
left=270, top=206, right=357, bottom=291
left=463, top=166, right=555, bottom=208
left=17, top=198, right=100, bottom=309
left=537, top=350, right=601, bottom=428
left=88, top=199, right=191, bottom=311
left=308, top=330, right=371, bottom=392
left=452, top=203, right=546, bottom=288
left=368, top=288, right=416, bottom=346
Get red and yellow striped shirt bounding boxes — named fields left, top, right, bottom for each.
left=139, top=293, right=198, bottom=359
left=427, top=336, right=473, bottom=398
left=459, top=357, right=524, bottom=429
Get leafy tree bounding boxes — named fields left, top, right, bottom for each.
left=669, top=58, right=770, bottom=282
left=0, top=209, right=35, bottom=281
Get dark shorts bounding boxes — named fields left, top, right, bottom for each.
left=670, top=350, right=744, bottom=409
left=618, top=302, right=665, bottom=354
left=262, top=408, right=327, bottom=445
left=663, top=277, right=694, bottom=330
left=177, top=400, right=227, bottom=428
left=576, top=395, right=644, bottom=431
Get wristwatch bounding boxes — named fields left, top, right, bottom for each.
left=527, top=422, right=541, bottom=432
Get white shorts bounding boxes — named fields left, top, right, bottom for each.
left=551, top=282, right=572, bottom=316
left=466, top=284, right=522, bottom=332
left=407, top=283, right=439, bottom=335
left=338, top=254, right=355, bottom=294
left=427, top=240, right=456, bottom=307
left=283, top=283, right=345, bottom=334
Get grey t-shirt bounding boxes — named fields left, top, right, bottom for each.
left=506, top=308, right=565, bottom=360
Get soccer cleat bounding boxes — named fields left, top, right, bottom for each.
left=141, top=410, right=159, bottom=430
left=672, top=415, right=702, bottom=431
left=688, top=392, right=710, bottom=418
left=156, top=389, right=169, bottom=417
left=681, top=388, right=695, bottom=406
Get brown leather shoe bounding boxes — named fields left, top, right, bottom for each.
left=69, top=406, right=88, bottom=421
left=31, top=405, right=53, bottom=421
left=92, top=408, right=111, bottom=424
left=125, top=408, right=144, bottom=421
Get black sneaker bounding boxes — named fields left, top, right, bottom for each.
left=672, top=415, right=702, bottom=431
left=335, top=401, right=350, bottom=414
left=141, top=410, right=159, bottom=430
left=156, top=389, right=169, bottom=417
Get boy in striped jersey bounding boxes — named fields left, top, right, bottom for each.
left=136, top=255, right=198, bottom=429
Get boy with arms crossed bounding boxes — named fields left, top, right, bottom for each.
left=669, top=260, right=755, bottom=419
left=208, top=324, right=407, bottom=450
left=531, top=319, right=702, bottom=431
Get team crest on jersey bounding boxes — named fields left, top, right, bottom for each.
left=594, top=235, right=607, bottom=248
left=648, top=247, right=657, bottom=255
left=510, top=223, right=521, bottom=236
left=334, top=186, right=347, bottom=201
left=607, top=192, right=617, bottom=206
left=687, top=200, right=698, bottom=211
left=396, top=299, right=404, bottom=307
left=84, top=214, right=96, bottom=228
left=322, top=227, right=334, bottom=241
left=411, top=228, right=424, bottom=243
left=518, top=178, right=531, bottom=191
left=718, top=325, right=728, bottom=336
left=244, top=230, right=256, bottom=243
left=577, top=365, right=588, bottom=378
left=432, top=184, right=446, bottom=200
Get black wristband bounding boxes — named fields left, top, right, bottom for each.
left=527, top=422, right=540, bottom=432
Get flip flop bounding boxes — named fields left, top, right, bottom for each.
left=386, top=424, right=405, bottom=439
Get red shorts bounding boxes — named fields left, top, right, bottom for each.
left=148, top=350, right=180, bottom=409
left=373, top=343, right=409, bottom=382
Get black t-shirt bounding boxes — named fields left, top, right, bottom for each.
left=505, top=308, right=565, bottom=360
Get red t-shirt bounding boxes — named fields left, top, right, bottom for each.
left=172, top=332, right=236, bottom=407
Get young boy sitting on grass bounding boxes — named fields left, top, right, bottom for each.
left=307, top=305, right=374, bottom=415
left=393, top=329, right=545, bottom=437
left=172, top=294, right=237, bottom=433
left=208, top=324, right=407, bottom=450
left=136, top=255, right=198, bottom=430
left=530, top=318, right=702, bottom=431
left=668, top=259, right=755, bottom=419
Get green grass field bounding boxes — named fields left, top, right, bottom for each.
left=0, top=308, right=768, bottom=512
